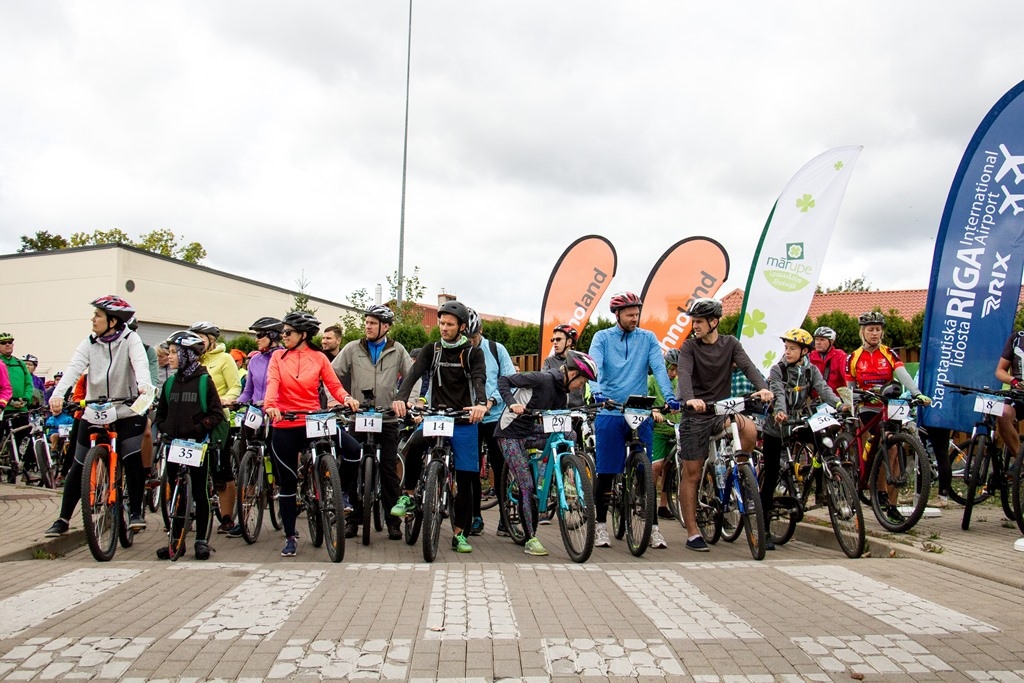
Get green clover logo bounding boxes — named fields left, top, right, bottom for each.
left=787, top=243, right=804, bottom=259
left=742, top=309, right=767, bottom=338
left=834, top=160, right=844, bottom=171
left=796, top=194, right=815, bottom=213
left=762, top=350, right=777, bottom=369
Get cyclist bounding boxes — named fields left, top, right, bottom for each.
left=543, top=324, right=585, bottom=408
left=588, top=292, right=679, bottom=549
left=24, top=354, right=44, bottom=394
left=391, top=299, right=488, bottom=554
left=154, top=330, right=224, bottom=561
left=468, top=307, right=517, bottom=536
left=649, top=348, right=681, bottom=528
left=0, top=361, right=11, bottom=411
left=808, top=327, right=847, bottom=396
left=332, top=304, right=413, bottom=541
left=995, top=328, right=1024, bottom=469
left=189, top=321, right=242, bottom=535
left=44, top=296, right=153, bottom=537
left=846, top=311, right=930, bottom=521
left=264, top=312, right=360, bottom=558
left=675, top=297, right=772, bottom=552
left=495, top=350, right=599, bottom=556
left=0, top=333, right=33, bottom=459
left=763, top=328, right=845, bottom=550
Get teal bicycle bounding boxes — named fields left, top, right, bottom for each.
left=499, top=409, right=596, bottom=562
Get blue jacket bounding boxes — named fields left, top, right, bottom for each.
left=478, top=337, right=516, bottom=424
left=588, top=326, right=674, bottom=404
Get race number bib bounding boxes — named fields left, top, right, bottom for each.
left=974, top=394, right=1005, bottom=416
left=885, top=399, right=911, bottom=422
left=807, top=412, right=840, bottom=432
left=542, top=410, right=571, bottom=433
left=232, top=411, right=244, bottom=428
left=58, top=424, right=72, bottom=437
left=168, top=439, right=207, bottom=466
left=355, top=411, right=383, bottom=433
left=244, top=406, right=264, bottom=429
left=423, top=415, right=454, bottom=437
left=83, top=403, right=116, bottom=426
left=623, top=407, right=651, bottom=430
left=715, top=397, right=745, bottom=416
left=305, top=413, right=337, bottom=438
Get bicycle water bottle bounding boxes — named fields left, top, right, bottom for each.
left=264, top=455, right=275, bottom=484
left=715, top=454, right=727, bottom=489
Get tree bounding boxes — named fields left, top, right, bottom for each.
left=577, top=318, right=615, bottom=353
left=69, top=228, right=132, bottom=247
left=18, top=230, right=68, bottom=252
left=134, top=228, right=207, bottom=262
left=386, top=267, right=427, bottom=325
left=17, top=228, right=206, bottom=263
left=810, top=311, right=860, bottom=353
left=290, top=271, right=318, bottom=315
left=815, top=275, right=873, bottom=294
left=226, top=334, right=257, bottom=355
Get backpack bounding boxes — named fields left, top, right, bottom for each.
left=163, top=373, right=228, bottom=446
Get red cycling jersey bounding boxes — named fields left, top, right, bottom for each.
left=846, top=345, right=902, bottom=391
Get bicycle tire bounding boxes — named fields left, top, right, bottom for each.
left=480, top=463, right=499, bottom=510
left=404, top=498, right=423, bottom=546
left=34, top=440, right=56, bottom=489
left=81, top=446, right=118, bottom=562
left=825, top=465, right=864, bottom=558
left=266, top=456, right=282, bottom=531
left=738, top=461, right=766, bottom=560
left=610, top=473, right=626, bottom=540
left=768, top=468, right=799, bottom=546
left=946, top=435, right=972, bottom=505
left=624, top=448, right=655, bottom=557
left=961, top=433, right=989, bottom=530
left=305, top=452, right=324, bottom=548
left=499, top=462, right=528, bottom=546
left=159, top=467, right=172, bottom=531
left=557, top=453, right=595, bottom=563
left=361, top=456, right=375, bottom=546
left=869, top=432, right=930, bottom=533
left=118, top=474, right=134, bottom=549
left=664, top=456, right=680, bottom=523
left=421, top=460, right=445, bottom=562
left=1012, top=444, right=1024, bottom=534
left=237, top=448, right=264, bottom=544
left=997, top=447, right=1015, bottom=523
left=318, top=453, right=346, bottom=562
left=696, top=459, right=721, bottom=544
left=168, top=473, right=191, bottom=561
left=721, top=469, right=744, bottom=543
left=147, top=445, right=165, bottom=513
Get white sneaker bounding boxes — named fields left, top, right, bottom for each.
left=650, top=525, right=667, bottom=549
left=595, top=523, right=611, bottom=548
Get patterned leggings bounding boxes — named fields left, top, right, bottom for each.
left=498, top=426, right=576, bottom=539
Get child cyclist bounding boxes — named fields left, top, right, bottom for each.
left=761, top=329, right=846, bottom=550
left=495, top=350, right=599, bottom=556
left=154, top=331, right=225, bottom=560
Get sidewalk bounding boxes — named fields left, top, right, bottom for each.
left=0, top=483, right=85, bottom=562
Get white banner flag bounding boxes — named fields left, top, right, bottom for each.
left=737, top=146, right=862, bottom=375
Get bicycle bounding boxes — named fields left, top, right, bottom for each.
left=603, top=396, right=658, bottom=557
left=20, top=407, right=58, bottom=488
left=147, top=433, right=167, bottom=515
left=499, top=409, right=597, bottom=562
left=765, top=405, right=865, bottom=558
left=834, top=388, right=931, bottom=532
left=344, top=404, right=402, bottom=546
left=234, top=404, right=280, bottom=544
left=163, top=435, right=211, bottom=560
left=0, top=408, right=33, bottom=485
left=940, top=383, right=1019, bottom=530
left=285, top=408, right=346, bottom=562
left=478, top=442, right=499, bottom=511
left=692, top=396, right=767, bottom=560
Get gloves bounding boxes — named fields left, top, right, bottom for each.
left=592, top=394, right=608, bottom=406
left=665, top=398, right=681, bottom=412
left=915, top=394, right=932, bottom=406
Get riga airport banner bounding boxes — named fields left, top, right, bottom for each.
left=641, top=237, right=730, bottom=351
left=539, top=235, right=617, bottom=360
left=737, top=146, right=862, bottom=374
left=919, top=80, right=1024, bottom=432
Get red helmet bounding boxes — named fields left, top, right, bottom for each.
left=90, top=295, right=135, bottom=323
left=609, top=291, right=643, bottom=313
left=552, top=324, right=578, bottom=343
left=565, top=351, right=598, bottom=382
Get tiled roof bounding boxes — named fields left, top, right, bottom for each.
left=720, top=288, right=971, bottom=320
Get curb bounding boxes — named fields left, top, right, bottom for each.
left=0, top=529, right=86, bottom=563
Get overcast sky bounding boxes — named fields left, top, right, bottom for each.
left=2, top=2, right=1024, bottom=323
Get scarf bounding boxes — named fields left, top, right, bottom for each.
left=177, top=346, right=202, bottom=378
left=440, top=334, right=468, bottom=349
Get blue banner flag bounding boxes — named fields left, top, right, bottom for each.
left=920, top=80, right=1024, bottom=431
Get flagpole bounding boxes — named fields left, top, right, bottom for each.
left=396, top=0, right=413, bottom=306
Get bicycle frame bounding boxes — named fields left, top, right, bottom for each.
left=86, top=425, right=120, bottom=506
left=529, top=429, right=581, bottom=515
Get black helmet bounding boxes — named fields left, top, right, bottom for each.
left=466, top=308, right=482, bottom=336
left=365, top=305, right=395, bottom=325
left=665, top=348, right=680, bottom=367
left=880, top=381, right=903, bottom=400
left=249, top=316, right=284, bottom=333
left=189, top=321, right=221, bottom=337
left=165, top=330, right=206, bottom=354
left=858, top=311, right=885, bottom=327
left=282, top=311, right=320, bottom=334
left=688, top=298, right=722, bottom=320
left=437, top=300, right=469, bottom=326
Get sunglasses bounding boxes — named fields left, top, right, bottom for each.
left=550, top=337, right=566, bottom=343
left=282, top=329, right=299, bottom=337
left=255, top=332, right=269, bottom=339
left=0, top=340, right=12, bottom=344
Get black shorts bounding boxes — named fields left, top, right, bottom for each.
left=676, top=414, right=728, bottom=461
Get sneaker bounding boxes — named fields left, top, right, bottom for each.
left=766, top=539, right=776, bottom=551
left=216, top=519, right=234, bottom=534
left=194, top=541, right=211, bottom=560
left=129, top=515, right=147, bottom=532
left=345, top=520, right=358, bottom=538
left=686, top=536, right=710, bottom=552
left=44, top=519, right=69, bottom=537
left=595, top=523, right=611, bottom=548
left=658, top=505, right=674, bottom=520
left=145, top=478, right=160, bottom=490
left=496, top=520, right=510, bottom=537
left=156, top=546, right=171, bottom=560
left=538, top=512, right=552, bottom=526
left=451, top=533, right=472, bottom=553
left=226, top=524, right=243, bottom=538
left=387, top=522, right=403, bottom=541
left=650, top=526, right=667, bottom=549
left=469, top=516, right=484, bottom=536
left=281, top=536, right=297, bottom=557
left=524, top=537, right=548, bottom=556
left=342, top=493, right=354, bottom=515
left=887, top=505, right=906, bottom=523
left=391, top=494, right=414, bottom=518
left=934, top=495, right=950, bottom=509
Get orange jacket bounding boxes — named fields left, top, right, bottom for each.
left=264, top=345, right=350, bottom=427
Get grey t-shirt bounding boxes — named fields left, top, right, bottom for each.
left=675, top=335, right=766, bottom=403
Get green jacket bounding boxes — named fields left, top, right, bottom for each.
left=647, top=373, right=679, bottom=436
left=1, top=355, right=32, bottom=412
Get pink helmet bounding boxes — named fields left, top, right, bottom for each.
left=609, top=291, right=642, bottom=313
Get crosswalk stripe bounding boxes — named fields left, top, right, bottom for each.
left=0, top=568, right=142, bottom=639
left=425, top=568, right=518, bottom=640
left=778, top=565, right=998, bottom=635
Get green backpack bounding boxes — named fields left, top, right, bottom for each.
left=162, top=373, right=229, bottom=447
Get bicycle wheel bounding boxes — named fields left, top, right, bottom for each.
left=404, top=496, right=423, bottom=546
left=147, top=445, right=165, bottom=513
left=960, top=434, right=989, bottom=530
left=721, top=470, right=744, bottom=543
left=623, top=449, right=655, bottom=557
left=663, top=456, right=680, bottom=522
left=34, top=440, right=56, bottom=489
left=266, top=455, right=282, bottom=531
left=159, top=467, right=172, bottom=531
left=738, top=461, right=766, bottom=560
left=610, top=474, right=626, bottom=540
left=946, top=436, right=971, bottom=505
left=825, top=465, right=864, bottom=558
left=1012, top=444, right=1024, bottom=534
left=421, top=460, right=445, bottom=562
left=480, top=462, right=499, bottom=510
left=361, top=457, right=375, bottom=546
left=81, top=447, right=119, bottom=562
left=557, top=453, right=595, bottom=563
left=118, top=474, right=134, bottom=548
left=997, top=448, right=1015, bottom=523
left=869, top=432, right=930, bottom=533
left=304, top=454, right=324, bottom=548
left=167, top=474, right=191, bottom=561
left=236, top=448, right=264, bottom=544
left=696, top=460, right=722, bottom=544
left=318, top=453, right=345, bottom=562
left=768, top=468, right=799, bottom=546
left=499, top=462, right=528, bottom=546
